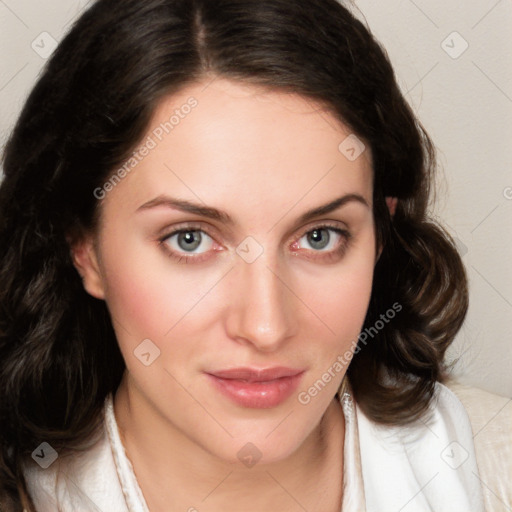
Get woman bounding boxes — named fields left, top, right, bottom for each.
left=0, top=0, right=509, bottom=511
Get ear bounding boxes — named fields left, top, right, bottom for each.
left=385, top=196, right=398, bottom=217
left=69, top=236, right=106, bottom=300
left=376, top=197, right=398, bottom=262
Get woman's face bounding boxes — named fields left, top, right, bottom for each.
left=77, top=78, right=376, bottom=464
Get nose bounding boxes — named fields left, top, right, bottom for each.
left=225, top=249, right=297, bottom=352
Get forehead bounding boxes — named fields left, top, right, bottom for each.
left=100, top=77, right=373, bottom=222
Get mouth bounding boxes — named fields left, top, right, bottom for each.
left=205, top=367, right=305, bottom=409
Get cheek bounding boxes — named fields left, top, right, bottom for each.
left=305, top=279, right=372, bottom=376
left=323, top=261, right=374, bottom=323
left=97, top=228, right=227, bottom=369
left=97, top=231, right=187, bottom=348
left=300, top=239, right=375, bottom=345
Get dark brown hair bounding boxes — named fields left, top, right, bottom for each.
left=0, top=0, right=467, bottom=508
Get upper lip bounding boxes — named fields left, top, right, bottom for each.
left=207, top=367, right=305, bottom=382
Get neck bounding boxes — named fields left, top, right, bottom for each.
left=113, top=373, right=345, bottom=512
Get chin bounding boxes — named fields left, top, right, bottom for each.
left=197, top=424, right=310, bottom=469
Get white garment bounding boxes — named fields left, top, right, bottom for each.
left=23, top=382, right=485, bottom=511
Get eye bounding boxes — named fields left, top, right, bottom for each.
left=292, top=224, right=351, bottom=261
left=158, top=223, right=351, bottom=264
left=299, top=227, right=339, bottom=251
left=160, top=227, right=215, bottom=263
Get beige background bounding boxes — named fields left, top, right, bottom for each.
left=1, top=0, right=511, bottom=397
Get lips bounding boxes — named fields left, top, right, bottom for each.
left=205, top=366, right=305, bottom=408
left=208, top=367, right=304, bottom=382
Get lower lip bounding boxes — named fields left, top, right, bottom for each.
left=206, top=372, right=304, bottom=409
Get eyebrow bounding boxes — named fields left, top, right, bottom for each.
left=136, top=193, right=369, bottom=225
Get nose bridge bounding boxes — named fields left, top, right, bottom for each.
left=227, top=243, right=294, bottom=350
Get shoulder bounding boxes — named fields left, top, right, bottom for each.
left=444, top=379, right=512, bottom=512
left=354, top=381, right=486, bottom=512
left=22, top=407, right=129, bottom=511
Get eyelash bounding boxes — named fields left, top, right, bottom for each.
left=158, top=222, right=352, bottom=264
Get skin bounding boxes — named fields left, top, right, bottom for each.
left=73, top=77, right=381, bottom=511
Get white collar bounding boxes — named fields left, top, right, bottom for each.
left=355, top=382, right=485, bottom=512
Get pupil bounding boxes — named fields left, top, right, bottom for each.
left=179, top=231, right=201, bottom=251
left=309, top=229, right=329, bottom=250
